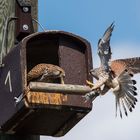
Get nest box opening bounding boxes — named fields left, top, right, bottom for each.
left=26, top=34, right=59, bottom=72
left=26, top=33, right=62, bottom=85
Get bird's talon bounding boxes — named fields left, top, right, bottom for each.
left=60, top=77, right=65, bottom=84
left=82, top=95, right=88, bottom=103
left=82, top=94, right=91, bottom=102
left=86, top=80, right=94, bottom=88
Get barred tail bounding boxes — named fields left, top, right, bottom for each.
left=113, top=70, right=138, bottom=118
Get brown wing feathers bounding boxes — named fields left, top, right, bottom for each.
left=111, top=57, right=140, bottom=75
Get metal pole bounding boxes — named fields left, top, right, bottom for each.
left=29, top=82, right=92, bottom=95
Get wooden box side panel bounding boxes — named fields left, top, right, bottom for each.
left=0, top=46, right=23, bottom=126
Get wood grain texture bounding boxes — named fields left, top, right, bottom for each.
left=0, top=0, right=38, bottom=57
left=30, top=0, right=38, bottom=32
left=0, top=0, right=15, bottom=54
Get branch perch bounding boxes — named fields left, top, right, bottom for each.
left=29, top=82, right=92, bottom=95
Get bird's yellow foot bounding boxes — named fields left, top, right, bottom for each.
left=60, top=77, right=65, bottom=84
left=86, top=80, right=94, bottom=88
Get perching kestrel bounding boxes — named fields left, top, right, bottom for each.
left=27, top=64, right=65, bottom=84
left=85, top=23, right=140, bottom=117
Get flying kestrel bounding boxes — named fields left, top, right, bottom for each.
left=85, top=23, right=140, bottom=117
left=27, top=64, right=65, bottom=84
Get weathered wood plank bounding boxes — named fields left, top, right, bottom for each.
left=30, top=0, right=38, bottom=31
left=0, top=0, right=15, bottom=54
left=0, top=0, right=38, bottom=57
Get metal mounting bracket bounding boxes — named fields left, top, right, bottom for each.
left=15, top=0, right=34, bottom=42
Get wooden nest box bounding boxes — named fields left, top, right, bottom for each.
left=0, top=31, right=93, bottom=136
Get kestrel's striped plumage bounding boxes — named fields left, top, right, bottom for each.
left=27, top=64, right=65, bottom=84
left=111, top=58, right=140, bottom=75
left=85, top=23, right=140, bottom=117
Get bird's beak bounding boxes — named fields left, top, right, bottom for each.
left=62, top=73, right=65, bottom=77
left=89, top=70, right=94, bottom=76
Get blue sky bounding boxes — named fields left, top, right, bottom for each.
left=38, top=0, right=140, bottom=46
left=38, top=1, right=140, bottom=140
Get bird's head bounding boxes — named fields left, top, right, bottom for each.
left=51, top=67, right=65, bottom=84
left=44, top=66, right=65, bottom=78
left=40, top=65, right=65, bottom=84
left=53, top=69, right=65, bottom=78
left=89, top=68, right=100, bottom=80
left=98, top=38, right=111, bottom=58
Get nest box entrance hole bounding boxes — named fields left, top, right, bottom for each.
left=26, top=34, right=59, bottom=72
left=25, top=34, right=63, bottom=85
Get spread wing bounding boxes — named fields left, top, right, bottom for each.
left=111, top=57, right=140, bottom=75
left=98, top=22, right=114, bottom=72
left=102, top=22, right=115, bottom=44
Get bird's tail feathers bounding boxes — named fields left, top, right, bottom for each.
left=113, top=69, right=138, bottom=118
